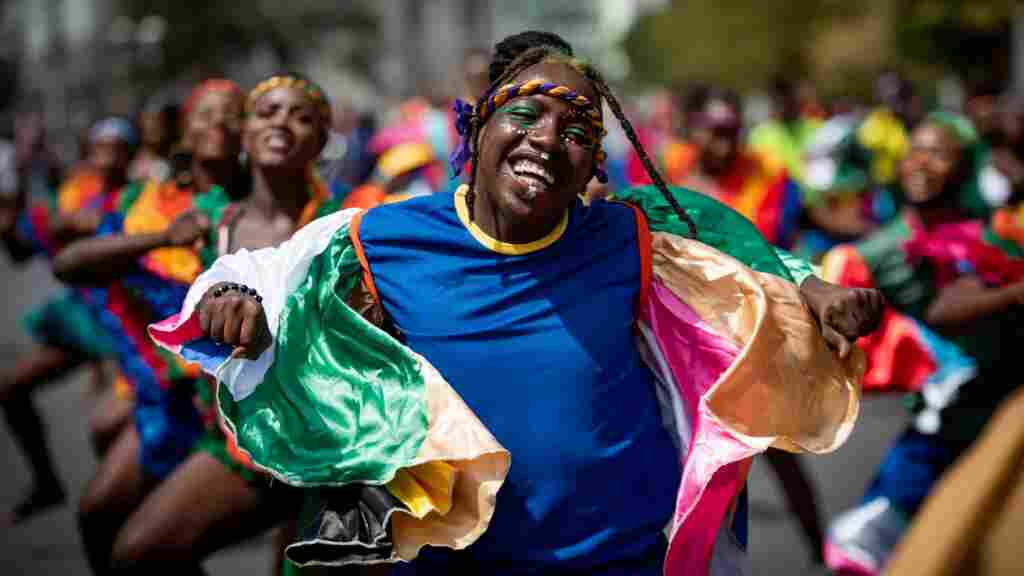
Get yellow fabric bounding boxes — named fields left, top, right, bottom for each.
left=454, top=184, right=568, bottom=255
left=123, top=180, right=203, bottom=283
left=648, top=232, right=862, bottom=453
left=113, top=372, right=134, bottom=400
left=378, top=143, right=435, bottom=179
left=387, top=352, right=510, bottom=561
left=57, top=170, right=104, bottom=215
left=857, top=108, right=909, bottom=185
left=886, top=388, right=1024, bottom=576
left=731, top=159, right=778, bottom=225
left=385, top=460, right=458, bottom=519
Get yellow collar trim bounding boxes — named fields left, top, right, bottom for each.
left=454, top=185, right=568, bottom=255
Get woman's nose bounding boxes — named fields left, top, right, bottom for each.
left=268, top=110, right=289, bottom=128
left=526, top=118, right=559, bottom=152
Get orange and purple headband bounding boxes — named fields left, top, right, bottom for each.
left=451, top=79, right=608, bottom=183
left=247, top=75, right=331, bottom=125
left=183, top=79, right=243, bottom=119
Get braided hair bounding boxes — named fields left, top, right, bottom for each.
left=465, top=34, right=696, bottom=237
left=488, top=31, right=574, bottom=84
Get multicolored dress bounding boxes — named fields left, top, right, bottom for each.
left=151, top=185, right=861, bottom=575
left=95, top=176, right=341, bottom=480
left=820, top=211, right=1024, bottom=575
left=16, top=169, right=119, bottom=365
left=660, top=143, right=803, bottom=248
left=86, top=178, right=212, bottom=478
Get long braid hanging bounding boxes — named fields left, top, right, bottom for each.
left=582, top=68, right=697, bottom=239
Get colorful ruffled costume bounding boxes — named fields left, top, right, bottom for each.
left=84, top=179, right=214, bottom=478
left=151, top=185, right=861, bottom=575
left=91, top=172, right=340, bottom=480
left=820, top=111, right=1024, bottom=573
left=821, top=212, right=1024, bottom=575
left=16, top=169, right=120, bottom=363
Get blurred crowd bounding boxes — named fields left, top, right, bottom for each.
left=2, top=31, right=1024, bottom=576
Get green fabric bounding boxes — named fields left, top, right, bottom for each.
left=193, top=185, right=234, bottom=268
left=216, top=222, right=429, bottom=486
left=925, top=111, right=979, bottom=147
left=616, top=185, right=797, bottom=283
left=774, top=247, right=817, bottom=285
left=804, top=162, right=869, bottom=208
left=115, top=181, right=146, bottom=216
left=854, top=217, right=934, bottom=319
left=983, top=225, right=1024, bottom=259
left=22, top=290, right=116, bottom=358
left=314, top=199, right=342, bottom=220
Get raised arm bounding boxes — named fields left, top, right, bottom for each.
left=53, top=210, right=209, bottom=285
left=925, top=276, right=1024, bottom=333
left=149, top=208, right=359, bottom=379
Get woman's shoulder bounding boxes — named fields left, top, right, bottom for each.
left=361, top=190, right=456, bottom=234
left=579, top=195, right=642, bottom=234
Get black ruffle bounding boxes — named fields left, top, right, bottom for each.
left=286, top=483, right=409, bottom=567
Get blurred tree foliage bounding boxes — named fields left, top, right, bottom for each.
left=623, top=0, right=871, bottom=91
left=116, top=0, right=377, bottom=93
left=624, top=0, right=1013, bottom=97
left=896, top=0, right=1014, bottom=88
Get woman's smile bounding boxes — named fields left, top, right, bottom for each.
left=503, top=150, right=558, bottom=202
left=263, top=129, right=294, bottom=156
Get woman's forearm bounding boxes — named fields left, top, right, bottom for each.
left=926, top=277, right=1024, bottom=332
left=53, top=231, right=171, bottom=285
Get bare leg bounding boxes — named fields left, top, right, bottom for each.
left=78, top=426, right=150, bottom=575
left=1, top=345, right=86, bottom=523
left=765, top=450, right=825, bottom=563
left=271, top=519, right=296, bottom=576
left=109, top=451, right=299, bottom=573
left=89, top=389, right=133, bottom=456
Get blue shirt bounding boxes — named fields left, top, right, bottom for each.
left=359, top=188, right=680, bottom=573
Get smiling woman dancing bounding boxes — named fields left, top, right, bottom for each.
left=152, top=32, right=882, bottom=575
left=60, top=76, right=341, bottom=574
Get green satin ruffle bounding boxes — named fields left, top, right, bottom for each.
left=616, top=185, right=804, bottom=283
left=217, top=223, right=429, bottom=486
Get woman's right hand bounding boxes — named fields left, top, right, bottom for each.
left=197, top=282, right=271, bottom=359
left=165, top=209, right=211, bottom=250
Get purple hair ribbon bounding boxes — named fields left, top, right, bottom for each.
left=449, top=98, right=475, bottom=177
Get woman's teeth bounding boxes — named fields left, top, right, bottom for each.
left=512, top=159, right=554, bottom=185
left=906, top=172, right=928, bottom=191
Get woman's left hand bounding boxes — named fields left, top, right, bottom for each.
left=799, top=276, right=885, bottom=359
